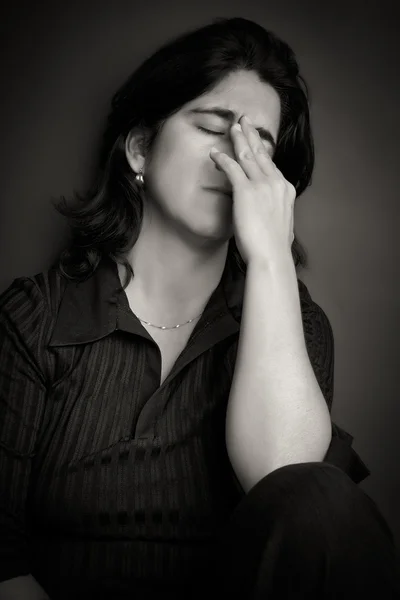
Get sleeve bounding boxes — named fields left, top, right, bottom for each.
left=0, top=277, right=48, bottom=582
left=300, top=280, right=371, bottom=484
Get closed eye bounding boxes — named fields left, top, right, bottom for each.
left=197, top=126, right=225, bottom=136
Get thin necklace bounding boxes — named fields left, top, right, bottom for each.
left=137, top=312, right=203, bottom=330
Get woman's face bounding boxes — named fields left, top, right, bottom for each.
left=135, top=69, right=281, bottom=244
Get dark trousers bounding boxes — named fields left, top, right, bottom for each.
left=215, top=461, right=400, bottom=599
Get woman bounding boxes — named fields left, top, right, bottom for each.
left=0, top=17, right=398, bottom=600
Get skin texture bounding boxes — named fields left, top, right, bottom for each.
left=122, top=69, right=281, bottom=325
left=209, top=114, right=296, bottom=265
left=0, top=71, right=287, bottom=597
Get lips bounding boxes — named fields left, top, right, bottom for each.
left=206, top=187, right=232, bottom=197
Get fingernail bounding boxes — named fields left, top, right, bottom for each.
left=210, top=147, right=220, bottom=153
left=243, top=115, right=252, bottom=124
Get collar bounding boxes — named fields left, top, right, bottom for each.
left=48, top=250, right=246, bottom=347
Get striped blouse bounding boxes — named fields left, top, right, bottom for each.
left=0, top=251, right=370, bottom=598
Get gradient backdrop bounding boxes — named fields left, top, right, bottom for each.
left=1, top=0, right=399, bottom=565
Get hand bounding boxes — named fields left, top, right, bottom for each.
left=210, top=114, right=296, bottom=266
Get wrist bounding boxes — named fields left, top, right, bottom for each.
left=247, top=251, right=295, bottom=274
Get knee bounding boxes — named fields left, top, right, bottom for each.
left=264, top=461, right=390, bottom=536
left=217, top=462, right=399, bottom=598
left=253, top=461, right=378, bottom=521
left=227, top=461, right=394, bottom=546
left=244, top=461, right=358, bottom=516
left=223, top=462, right=348, bottom=536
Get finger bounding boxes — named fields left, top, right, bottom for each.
left=272, top=162, right=285, bottom=180
left=210, top=147, right=248, bottom=190
left=230, top=123, right=263, bottom=180
left=242, top=116, right=296, bottom=199
left=240, top=116, right=277, bottom=178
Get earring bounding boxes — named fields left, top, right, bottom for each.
left=135, top=168, right=144, bottom=185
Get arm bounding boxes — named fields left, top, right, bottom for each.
left=225, top=254, right=332, bottom=494
left=0, top=278, right=51, bottom=598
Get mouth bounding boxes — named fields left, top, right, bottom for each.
left=206, top=187, right=232, bottom=198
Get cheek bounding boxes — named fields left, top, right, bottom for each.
left=147, top=124, right=210, bottom=200
left=156, top=129, right=195, bottom=169
left=163, top=135, right=205, bottom=181
left=146, top=144, right=191, bottom=202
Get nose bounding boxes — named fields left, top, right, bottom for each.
left=212, top=137, right=236, bottom=171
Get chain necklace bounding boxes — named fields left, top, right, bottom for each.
left=137, top=313, right=203, bottom=330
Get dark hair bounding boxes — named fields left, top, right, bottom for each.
left=52, top=17, right=312, bottom=290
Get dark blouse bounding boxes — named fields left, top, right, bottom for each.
left=0, top=252, right=370, bottom=599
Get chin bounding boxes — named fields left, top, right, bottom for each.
left=194, top=219, right=233, bottom=243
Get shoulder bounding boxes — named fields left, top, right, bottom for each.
left=0, top=264, right=66, bottom=316
left=0, top=265, right=67, bottom=376
left=298, top=278, right=334, bottom=340
left=297, top=279, right=335, bottom=408
left=297, top=279, right=330, bottom=327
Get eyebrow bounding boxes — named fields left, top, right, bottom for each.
left=188, top=106, right=277, bottom=150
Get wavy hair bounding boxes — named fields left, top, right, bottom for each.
left=52, top=17, right=312, bottom=289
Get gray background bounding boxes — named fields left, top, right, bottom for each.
left=1, top=0, right=399, bottom=562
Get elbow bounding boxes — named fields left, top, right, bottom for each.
left=226, top=420, right=333, bottom=496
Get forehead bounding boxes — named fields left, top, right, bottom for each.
left=183, top=70, right=281, bottom=131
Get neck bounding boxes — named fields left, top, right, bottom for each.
left=119, top=212, right=230, bottom=324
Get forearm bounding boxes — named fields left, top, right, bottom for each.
left=226, top=253, right=332, bottom=494
left=0, top=574, right=50, bottom=600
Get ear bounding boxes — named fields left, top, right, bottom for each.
left=125, top=128, right=146, bottom=173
